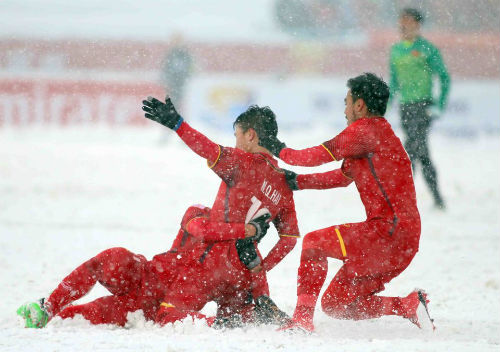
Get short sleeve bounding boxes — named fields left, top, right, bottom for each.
left=209, top=146, right=243, bottom=185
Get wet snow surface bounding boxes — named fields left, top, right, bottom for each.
left=0, top=126, right=499, bottom=351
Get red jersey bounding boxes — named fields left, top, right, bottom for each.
left=281, top=117, right=420, bottom=237
left=176, top=122, right=300, bottom=270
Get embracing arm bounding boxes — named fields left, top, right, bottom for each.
left=185, top=217, right=249, bottom=241
left=279, top=144, right=336, bottom=167
left=297, top=168, right=353, bottom=190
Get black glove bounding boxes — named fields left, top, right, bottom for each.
left=248, top=213, right=271, bottom=243
left=282, top=169, right=299, bottom=191
left=236, top=213, right=271, bottom=270
left=142, top=96, right=183, bottom=130
left=258, top=136, right=286, bottom=157
left=236, top=239, right=260, bottom=269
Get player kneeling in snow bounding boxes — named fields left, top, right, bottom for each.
left=260, top=73, right=434, bottom=332
left=17, top=205, right=283, bottom=328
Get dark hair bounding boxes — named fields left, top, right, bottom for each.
left=233, top=105, right=278, bottom=140
left=347, top=73, right=390, bottom=116
left=401, top=8, right=424, bottom=23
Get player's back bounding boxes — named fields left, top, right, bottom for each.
left=209, top=147, right=297, bottom=229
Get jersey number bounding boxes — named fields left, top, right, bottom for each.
left=245, top=196, right=270, bottom=224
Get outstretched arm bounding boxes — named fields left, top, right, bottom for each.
left=142, top=96, right=220, bottom=163
left=176, top=122, right=221, bottom=163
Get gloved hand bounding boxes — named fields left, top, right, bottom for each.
left=236, top=239, right=261, bottom=270
left=142, top=96, right=183, bottom=130
left=258, top=136, right=286, bottom=158
left=236, top=213, right=271, bottom=270
left=248, top=213, right=271, bottom=243
left=282, top=169, right=299, bottom=191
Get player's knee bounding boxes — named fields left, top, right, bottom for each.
left=301, top=230, right=325, bottom=252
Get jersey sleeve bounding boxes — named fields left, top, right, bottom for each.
left=262, top=236, right=297, bottom=272
left=272, top=199, right=300, bottom=238
left=321, top=121, right=376, bottom=160
left=176, top=122, right=221, bottom=164
left=279, top=144, right=336, bottom=167
left=428, top=45, right=450, bottom=110
left=207, top=146, right=242, bottom=185
left=297, top=168, right=353, bottom=190
left=185, top=217, right=246, bottom=241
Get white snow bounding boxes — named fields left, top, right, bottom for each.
left=0, top=125, right=499, bottom=351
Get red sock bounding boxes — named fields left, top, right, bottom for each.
left=294, top=248, right=328, bottom=323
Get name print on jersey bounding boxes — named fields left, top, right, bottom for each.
left=261, top=179, right=282, bottom=206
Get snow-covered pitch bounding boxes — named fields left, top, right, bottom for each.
left=0, top=125, right=498, bottom=351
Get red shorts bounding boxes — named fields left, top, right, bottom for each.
left=302, top=220, right=418, bottom=278
left=157, top=241, right=268, bottom=322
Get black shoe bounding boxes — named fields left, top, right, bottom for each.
left=211, top=314, right=244, bottom=329
left=254, top=295, right=291, bottom=326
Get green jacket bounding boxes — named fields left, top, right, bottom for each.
left=389, top=36, right=450, bottom=110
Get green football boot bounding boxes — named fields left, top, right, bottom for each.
left=17, top=298, right=49, bottom=328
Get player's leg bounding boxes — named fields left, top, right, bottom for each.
left=18, top=247, right=146, bottom=328
left=57, top=294, right=139, bottom=326
left=45, top=247, right=145, bottom=317
left=321, top=267, right=400, bottom=320
left=321, top=266, right=429, bottom=326
left=415, top=103, right=444, bottom=208
left=284, top=225, right=346, bottom=331
left=400, top=103, right=419, bottom=172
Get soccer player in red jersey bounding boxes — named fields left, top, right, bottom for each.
left=141, top=100, right=300, bottom=326
left=17, top=205, right=272, bottom=328
left=260, top=73, right=433, bottom=332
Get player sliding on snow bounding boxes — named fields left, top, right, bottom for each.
left=17, top=205, right=278, bottom=328
left=259, top=73, right=434, bottom=332
left=18, top=104, right=298, bottom=329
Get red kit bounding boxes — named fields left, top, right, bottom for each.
left=280, top=117, right=421, bottom=327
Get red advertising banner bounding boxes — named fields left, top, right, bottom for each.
left=0, top=79, right=164, bottom=126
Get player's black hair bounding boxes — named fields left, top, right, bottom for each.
left=400, top=8, right=424, bottom=23
left=233, top=105, right=278, bottom=140
left=347, top=73, right=390, bottom=116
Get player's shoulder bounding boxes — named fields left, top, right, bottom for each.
left=416, top=36, right=439, bottom=53
left=220, top=146, right=249, bottom=161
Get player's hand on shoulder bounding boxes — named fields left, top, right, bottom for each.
left=142, top=96, right=183, bottom=130
left=282, top=169, right=299, bottom=191
left=258, top=136, right=286, bottom=157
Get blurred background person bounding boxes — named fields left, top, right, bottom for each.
left=159, top=33, right=194, bottom=143
left=161, top=33, right=193, bottom=110
left=389, top=8, right=450, bottom=210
